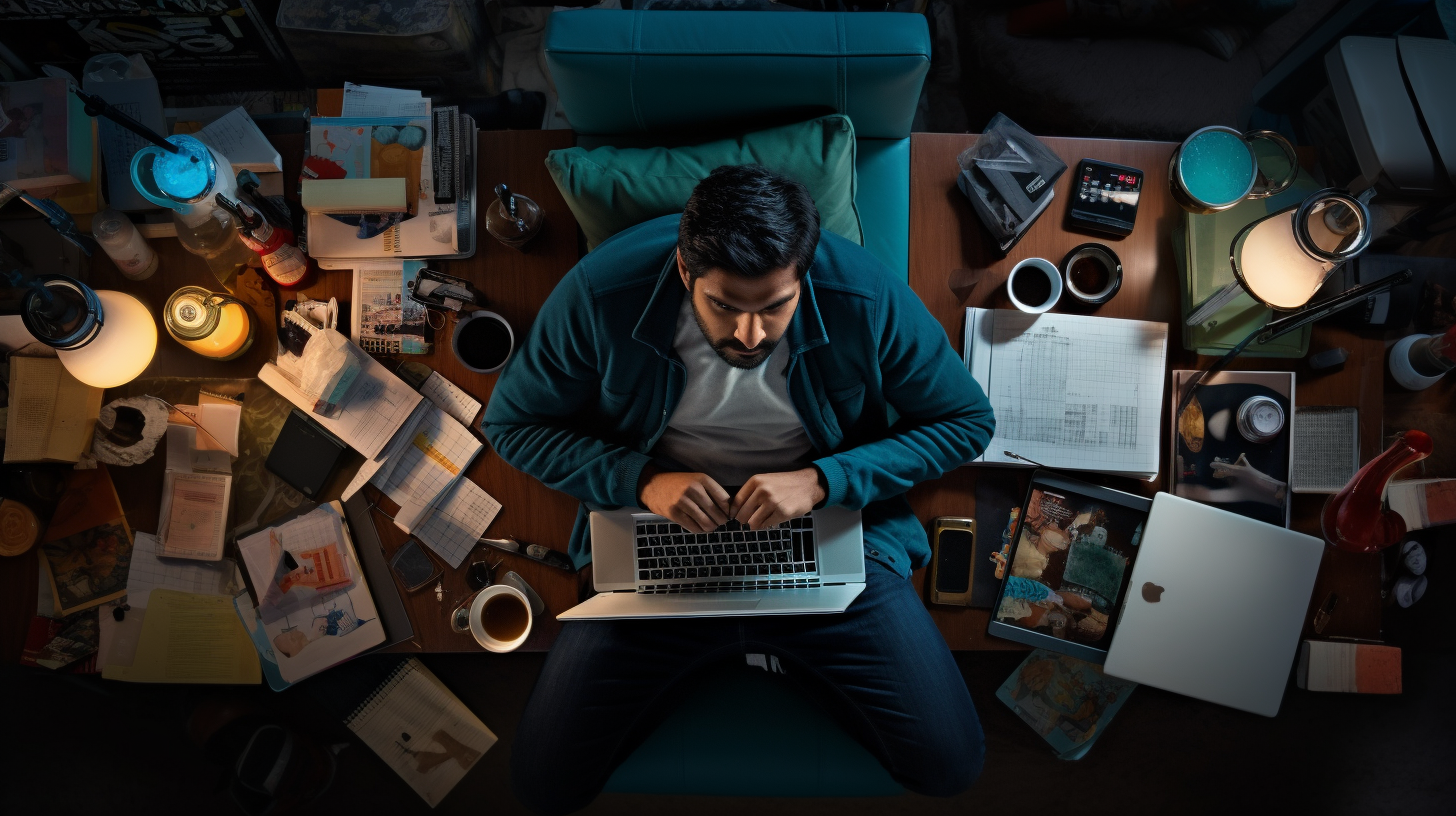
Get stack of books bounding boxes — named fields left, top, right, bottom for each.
left=300, top=86, right=478, bottom=261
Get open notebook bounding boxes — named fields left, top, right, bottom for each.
left=963, top=308, right=1168, bottom=481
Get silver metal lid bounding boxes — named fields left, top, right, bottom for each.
left=1237, top=396, right=1286, bottom=443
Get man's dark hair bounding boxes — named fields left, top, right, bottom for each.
left=679, top=165, right=821, bottom=280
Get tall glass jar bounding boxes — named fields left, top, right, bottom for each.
left=164, top=286, right=255, bottom=361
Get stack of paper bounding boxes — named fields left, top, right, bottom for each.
left=302, top=83, right=477, bottom=260
left=964, top=308, right=1168, bottom=481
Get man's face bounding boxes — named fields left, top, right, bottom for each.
left=678, top=250, right=801, bottom=370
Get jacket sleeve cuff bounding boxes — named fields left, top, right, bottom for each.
left=612, top=452, right=654, bottom=508
left=813, top=455, right=848, bottom=507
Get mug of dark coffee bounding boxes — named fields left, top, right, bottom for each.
left=452, top=310, right=514, bottom=374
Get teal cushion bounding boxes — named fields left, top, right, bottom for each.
left=854, top=137, right=911, bottom=280
left=546, top=115, right=864, bottom=252
left=604, top=665, right=903, bottom=798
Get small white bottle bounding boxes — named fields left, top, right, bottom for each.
left=93, top=208, right=158, bottom=280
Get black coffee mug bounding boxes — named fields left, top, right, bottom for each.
left=453, top=310, right=514, bottom=374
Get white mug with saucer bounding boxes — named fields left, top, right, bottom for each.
left=1006, top=257, right=1063, bottom=314
left=468, top=584, right=533, bottom=653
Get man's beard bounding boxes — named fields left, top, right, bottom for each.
left=691, top=302, right=776, bottom=370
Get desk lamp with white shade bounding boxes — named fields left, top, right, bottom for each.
left=4, top=272, right=157, bottom=389
left=1177, top=189, right=1407, bottom=414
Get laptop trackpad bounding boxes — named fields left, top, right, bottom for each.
left=670, top=598, right=763, bottom=612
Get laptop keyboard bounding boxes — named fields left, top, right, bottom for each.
left=634, top=516, right=820, bottom=593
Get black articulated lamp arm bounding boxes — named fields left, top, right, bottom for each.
left=1175, top=269, right=1415, bottom=418
left=69, top=86, right=180, bottom=155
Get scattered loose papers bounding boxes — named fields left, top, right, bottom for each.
left=236, top=504, right=384, bottom=684
left=421, top=371, right=481, bottom=428
left=378, top=406, right=483, bottom=531
left=414, top=479, right=501, bottom=569
left=260, top=355, right=424, bottom=459
left=126, top=532, right=234, bottom=608
left=342, top=83, right=429, bottom=118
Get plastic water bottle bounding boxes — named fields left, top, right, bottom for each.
left=92, top=208, right=158, bottom=280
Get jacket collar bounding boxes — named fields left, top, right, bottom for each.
left=632, top=247, right=829, bottom=359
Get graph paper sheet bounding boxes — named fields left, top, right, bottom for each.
left=125, top=532, right=234, bottom=608
left=964, top=308, right=1168, bottom=479
left=414, top=478, right=502, bottom=568
left=421, top=372, right=482, bottom=428
left=374, top=405, right=484, bottom=532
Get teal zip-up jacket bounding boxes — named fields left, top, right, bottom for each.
left=481, top=214, right=995, bottom=579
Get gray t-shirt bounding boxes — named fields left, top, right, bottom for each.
left=653, top=297, right=813, bottom=486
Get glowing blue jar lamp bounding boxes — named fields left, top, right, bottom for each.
left=130, top=134, right=237, bottom=215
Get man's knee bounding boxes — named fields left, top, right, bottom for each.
left=898, top=728, right=984, bottom=797
left=891, top=695, right=985, bottom=797
left=511, top=733, right=601, bottom=816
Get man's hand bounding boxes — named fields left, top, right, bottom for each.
left=732, top=468, right=827, bottom=530
left=637, top=465, right=731, bottom=533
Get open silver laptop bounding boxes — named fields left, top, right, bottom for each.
left=557, top=507, right=865, bottom=620
left=1102, top=493, right=1324, bottom=717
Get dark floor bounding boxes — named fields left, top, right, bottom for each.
left=5, top=644, right=1454, bottom=816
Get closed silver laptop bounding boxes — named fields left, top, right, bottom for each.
left=1102, top=493, right=1324, bottom=717
left=558, top=507, right=866, bottom=620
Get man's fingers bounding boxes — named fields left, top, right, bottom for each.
left=733, top=485, right=763, bottom=526
left=702, top=477, right=732, bottom=517
left=675, top=499, right=715, bottom=533
left=746, top=501, right=781, bottom=530
left=689, top=484, right=728, bottom=527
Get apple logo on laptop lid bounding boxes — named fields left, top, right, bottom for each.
left=1142, top=582, right=1165, bottom=603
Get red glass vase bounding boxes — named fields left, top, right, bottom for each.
left=1321, top=430, right=1433, bottom=553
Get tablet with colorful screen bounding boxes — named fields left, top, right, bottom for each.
left=988, top=471, right=1152, bottom=663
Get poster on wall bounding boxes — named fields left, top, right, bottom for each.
left=0, top=0, right=299, bottom=93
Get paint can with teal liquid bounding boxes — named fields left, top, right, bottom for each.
left=1169, top=126, right=1298, bottom=214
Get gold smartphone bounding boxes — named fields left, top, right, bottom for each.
left=929, top=517, right=976, bottom=606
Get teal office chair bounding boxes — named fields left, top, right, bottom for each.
left=542, top=9, right=930, bottom=796
left=543, top=8, right=931, bottom=280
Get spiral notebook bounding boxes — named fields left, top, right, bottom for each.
left=344, top=657, right=497, bottom=807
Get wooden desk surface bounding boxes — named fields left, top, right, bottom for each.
left=906, top=133, right=1383, bottom=649
left=0, top=130, right=1388, bottom=665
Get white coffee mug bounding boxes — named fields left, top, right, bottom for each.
left=1006, top=257, right=1063, bottom=314
left=468, top=584, right=533, bottom=653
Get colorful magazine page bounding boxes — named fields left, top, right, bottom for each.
left=996, top=649, right=1137, bottom=760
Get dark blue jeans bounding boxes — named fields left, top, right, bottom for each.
left=511, top=560, right=985, bottom=814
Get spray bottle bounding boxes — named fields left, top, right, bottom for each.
left=216, top=195, right=316, bottom=290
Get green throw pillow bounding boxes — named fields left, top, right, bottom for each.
left=545, top=115, right=863, bottom=251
